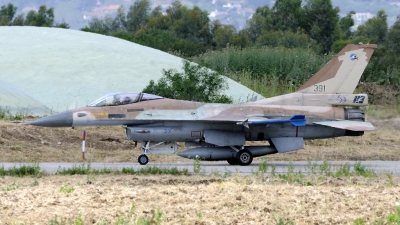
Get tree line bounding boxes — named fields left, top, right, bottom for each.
left=2, top=0, right=398, bottom=56
left=78, top=0, right=400, bottom=89
left=86, top=0, right=400, bottom=95
left=0, top=3, right=68, bottom=27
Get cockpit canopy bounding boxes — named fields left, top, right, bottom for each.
left=88, top=92, right=163, bottom=107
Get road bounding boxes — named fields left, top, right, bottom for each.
left=1, top=161, right=400, bottom=175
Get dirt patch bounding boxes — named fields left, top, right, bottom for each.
left=0, top=175, right=399, bottom=224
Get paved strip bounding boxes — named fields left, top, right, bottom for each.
left=1, top=161, right=399, bottom=175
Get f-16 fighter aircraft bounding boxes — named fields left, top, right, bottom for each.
left=30, top=44, right=377, bottom=166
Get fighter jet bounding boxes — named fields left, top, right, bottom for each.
left=30, top=44, right=377, bottom=166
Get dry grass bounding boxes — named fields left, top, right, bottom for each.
left=0, top=174, right=399, bottom=224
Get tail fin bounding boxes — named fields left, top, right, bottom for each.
left=297, top=44, right=377, bottom=94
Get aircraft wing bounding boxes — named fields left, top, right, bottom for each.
left=314, top=120, right=375, bottom=131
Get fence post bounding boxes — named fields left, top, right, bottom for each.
left=82, top=130, right=86, bottom=160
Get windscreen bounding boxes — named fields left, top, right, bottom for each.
left=87, top=92, right=163, bottom=107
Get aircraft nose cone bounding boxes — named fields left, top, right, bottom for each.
left=29, top=110, right=73, bottom=127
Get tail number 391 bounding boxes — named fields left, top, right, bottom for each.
left=313, top=85, right=326, bottom=92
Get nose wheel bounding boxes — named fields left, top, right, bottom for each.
left=138, top=154, right=149, bottom=165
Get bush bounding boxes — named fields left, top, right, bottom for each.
left=192, top=46, right=330, bottom=88
left=387, top=206, right=400, bottom=224
left=121, top=166, right=189, bottom=175
left=143, top=60, right=233, bottom=103
left=55, top=163, right=113, bottom=175
left=0, top=164, right=42, bottom=177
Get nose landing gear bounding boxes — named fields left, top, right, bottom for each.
left=138, top=154, right=149, bottom=165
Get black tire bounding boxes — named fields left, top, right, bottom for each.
left=227, top=158, right=238, bottom=165
left=138, top=154, right=149, bottom=165
left=236, top=150, right=253, bottom=166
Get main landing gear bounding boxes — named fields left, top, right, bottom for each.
left=227, top=158, right=237, bottom=165
left=226, top=148, right=253, bottom=166
left=236, top=150, right=253, bottom=165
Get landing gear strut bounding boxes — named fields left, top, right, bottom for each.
left=138, top=141, right=150, bottom=165
left=135, top=141, right=178, bottom=165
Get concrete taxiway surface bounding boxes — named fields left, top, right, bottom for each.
left=1, top=161, right=399, bottom=175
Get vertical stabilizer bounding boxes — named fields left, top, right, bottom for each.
left=297, top=44, right=376, bottom=94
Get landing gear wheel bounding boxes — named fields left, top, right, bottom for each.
left=227, top=158, right=238, bottom=165
left=138, top=154, right=149, bottom=165
left=236, top=150, right=253, bottom=166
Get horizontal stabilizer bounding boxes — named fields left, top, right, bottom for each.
left=237, top=115, right=306, bottom=128
left=314, top=120, right=375, bottom=131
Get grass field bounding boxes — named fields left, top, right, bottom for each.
left=1, top=172, right=400, bottom=224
